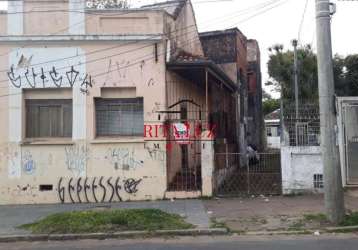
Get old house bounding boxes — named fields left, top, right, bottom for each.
left=199, top=28, right=264, bottom=154
left=199, top=28, right=245, bottom=161
left=0, top=0, right=238, bottom=204
left=246, top=39, right=264, bottom=151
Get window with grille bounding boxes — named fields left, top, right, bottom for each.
left=313, top=174, right=324, bottom=189
left=26, top=99, right=72, bottom=138
left=95, top=98, right=144, bottom=137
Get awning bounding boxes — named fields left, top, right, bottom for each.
left=166, top=60, right=238, bottom=93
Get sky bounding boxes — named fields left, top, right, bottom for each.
left=1, top=0, right=358, bottom=98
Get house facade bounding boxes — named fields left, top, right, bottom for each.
left=0, top=0, right=237, bottom=204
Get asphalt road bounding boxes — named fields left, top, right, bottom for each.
left=1, top=235, right=358, bottom=250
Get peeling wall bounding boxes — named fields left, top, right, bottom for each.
left=281, top=146, right=323, bottom=194
left=0, top=41, right=168, bottom=204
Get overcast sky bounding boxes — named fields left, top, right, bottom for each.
left=1, top=0, right=357, bottom=98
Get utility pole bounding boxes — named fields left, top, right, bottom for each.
left=292, top=39, right=299, bottom=120
left=315, top=0, right=345, bottom=224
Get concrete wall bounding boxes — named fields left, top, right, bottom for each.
left=281, top=146, right=323, bottom=194
left=267, top=137, right=280, bottom=149
left=173, top=2, right=204, bottom=56
left=86, top=11, right=165, bottom=35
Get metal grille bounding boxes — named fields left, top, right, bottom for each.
left=165, top=103, right=204, bottom=192
left=95, top=98, right=143, bottom=136
left=214, top=152, right=282, bottom=196
left=282, top=102, right=320, bottom=146
left=342, top=104, right=358, bottom=184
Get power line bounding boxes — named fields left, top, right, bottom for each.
left=298, top=0, right=309, bottom=44
left=0, top=0, right=281, bottom=73
left=0, top=0, right=289, bottom=94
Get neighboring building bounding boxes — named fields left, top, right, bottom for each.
left=199, top=28, right=264, bottom=156
left=199, top=28, right=247, bottom=161
left=246, top=39, right=264, bottom=151
left=0, top=0, right=238, bottom=204
left=264, top=109, right=280, bottom=149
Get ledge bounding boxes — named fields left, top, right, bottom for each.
left=0, top=34, right=163, bottom=42
left=90, top=137, right=145, bottom=144
left=21, top=139, right=75, bottom=146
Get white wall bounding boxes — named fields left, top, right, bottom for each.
left=267, top=136, right=280, bottom=149
left=281, top=146, right=323, bottom=194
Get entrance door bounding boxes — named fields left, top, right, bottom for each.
left=165, top=100, right=203, bottom=191
left=343, top=104, right=358, bottom=184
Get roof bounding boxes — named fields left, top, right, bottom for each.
left=168, top=51, right=237, bottom=92
left=141, top=0, right=186, bottom=19
left=173, top=50, right=209, bottom=62
left=199, top=28, right=246, bottom=39
left=265, top=108, right=281, bottom=120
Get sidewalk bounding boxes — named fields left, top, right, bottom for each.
left=0, top=199, right=210, bottom=236
left=203, top=194, right=358, bottom=232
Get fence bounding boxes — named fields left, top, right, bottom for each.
left=282, top=102, right=320, bottom=146
left=213, top=152, right=281, bottom=196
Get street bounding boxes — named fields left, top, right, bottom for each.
left=1, top=235, right=358, bottom=250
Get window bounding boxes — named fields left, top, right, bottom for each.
left=313, top=174, right=324, bottom=189
left=95, top=98, right=144, bottom=136
left=26, top=99, right=72, bottom=138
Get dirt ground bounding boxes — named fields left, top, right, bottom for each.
left=204, top=194, right=358, bottom=232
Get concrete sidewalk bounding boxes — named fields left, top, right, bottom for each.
left=203, top=194, right=358, bottom=232
left=0, top=199, right=210, bottom=236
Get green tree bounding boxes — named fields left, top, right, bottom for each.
left=263, top=98, right=280, bottom=116
left=266, top=44, right=358, bottom=99
left=266, top=44, right=318, bottom=102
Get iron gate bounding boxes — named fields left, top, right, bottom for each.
left=213, top=152, right=282, bottom=196
left=342, top=103, right=358, bottom=185
left=165, top=100, right=204, bottom=192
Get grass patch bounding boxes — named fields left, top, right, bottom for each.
left=340, top=212, right=358, bottom=227
left=19, top=209, right=194, bottom=234
left=210, top=218, right=230, bottom=232
left=288, top=220, right=305, bottom=231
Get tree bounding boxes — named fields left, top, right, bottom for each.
left=266, top=44, right=358, bottom=99
left=263, top=98, right=280, bottom=116
left=266, top=44, right=318, bottom=102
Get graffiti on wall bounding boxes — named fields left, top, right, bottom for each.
left=11, top=184, right=37, bottom=198
left=105, top=148, right=143, bottom=170
left=58, top=176, right=142, bottom=203
left=7, top=65, right=93, bottom=94
left=65, top=145, right=89, bottom=177
left=22, top=151, right=36, bottom=175
left=7, top=148, right=21, bottom=179
left=145, top=143, right=165, bottom=162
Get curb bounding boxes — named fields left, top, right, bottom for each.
left=235, top=226, right=358, bottom=236
left=0, top=228, right=228, bottom=243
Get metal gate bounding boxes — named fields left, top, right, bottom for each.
left=165, top=100, right=203, bottom=191
left=213, top=152, right=282, bottom=196
left=342, top=103, right=358, bottom=185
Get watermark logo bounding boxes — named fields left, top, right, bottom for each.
left=144, top=122, right=217, bottom=145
